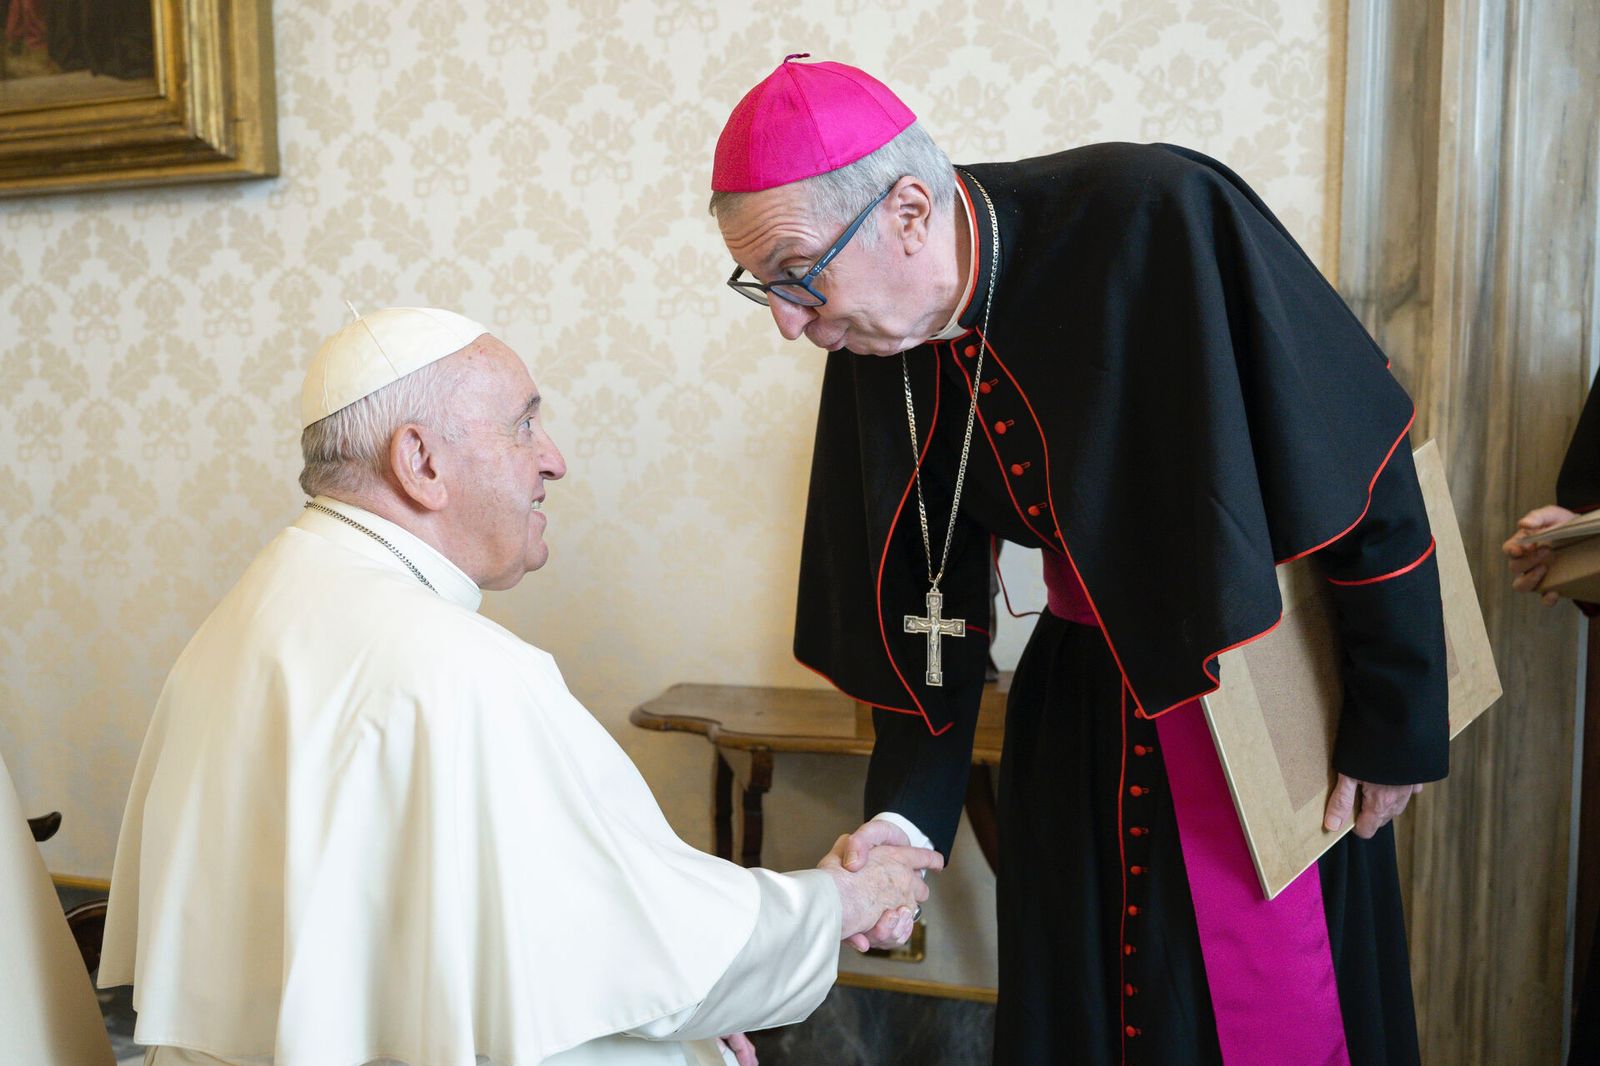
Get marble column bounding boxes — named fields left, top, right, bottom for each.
left=1340, top=1, right=1600, bottom=1062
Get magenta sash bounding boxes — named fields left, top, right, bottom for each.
left=1041, top=552, right=1350, bottom=1063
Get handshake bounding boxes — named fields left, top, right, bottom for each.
left=816, top=819, right=942, bottom=952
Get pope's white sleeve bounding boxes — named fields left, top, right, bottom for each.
left=627, top=868, right=840, bottom=1042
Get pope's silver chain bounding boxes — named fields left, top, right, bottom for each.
left=901, top=171, right=1000, bottom=591
left=304, top=500, right=439, bottom=594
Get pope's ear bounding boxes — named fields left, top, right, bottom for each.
left=390, top=423, right=448, bottom=511
left=890, top=174, right=934, bottom=254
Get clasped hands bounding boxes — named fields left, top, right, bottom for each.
left=816, top=819, right=942, bottom=952
left=717, top=826, right=942, bottom=1066
left=813, top=777, right=1420, bottom=964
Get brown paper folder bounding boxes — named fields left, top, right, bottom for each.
left=1536, top=529, right=1600, bottom=602
left=1198, top=440, right=1501, bottom=900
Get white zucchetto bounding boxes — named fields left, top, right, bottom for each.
left=300, top=306, right=489, bottom=428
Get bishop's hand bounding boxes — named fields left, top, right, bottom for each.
left=1323, top=773, right=1423, bottom=839
left=817, top=830, right=941, bottom=952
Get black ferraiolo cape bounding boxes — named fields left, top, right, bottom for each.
left=795, top=143, right=1447, bottom=779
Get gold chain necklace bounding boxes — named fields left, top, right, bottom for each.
left=305, top=501, right=439, bottom=594
left=899, top=170, right=1000, bottom=687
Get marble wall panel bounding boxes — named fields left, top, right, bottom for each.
left=1340, top=0, right=1600, bottom=1059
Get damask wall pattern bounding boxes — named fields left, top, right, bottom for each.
left=0, top=0, right=1340, bottom=880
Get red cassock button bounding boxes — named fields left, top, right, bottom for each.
left=1130, top=865, right=1145, bottom=876
left=994, top=420, right=1008, bottom=435
left=1133, top=744, right=1150, bottom=756
left=1123, top=943, right=1136, bottom=956
left=964, top=344, right=978, bottom=357
left=1126, top=1026, right=1141, bottom=1038
left=1127, top=904, right=1139, bottom=916
left=1129, top=785, right=1145, bottom=797
left=1010, top=463, right=1025, bottom=476
left=978, top=381, right=992, bottom=394
left=1027, top=504, right=1041, bottom=517
left=1125, top=984, right=1138, bottom=997
left=1129, top=826, right=1146, bottom=838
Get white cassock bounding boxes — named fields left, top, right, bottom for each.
left=0, top=751, right=116, bottom=1065
left=99, top=498, right=840, bottom=1065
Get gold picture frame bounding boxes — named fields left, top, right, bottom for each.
left=0, top=0, right=276, bottom=197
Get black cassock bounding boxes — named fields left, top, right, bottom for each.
left=794, top=144, right=1448, bottom=1065
left=1558, top=374, right=1600, bottom=1066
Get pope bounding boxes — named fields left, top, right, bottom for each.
left=98, top=307, right=943, bottom=1066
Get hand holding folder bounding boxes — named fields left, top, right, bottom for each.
left=1506, top=506, right=1600, bottom=604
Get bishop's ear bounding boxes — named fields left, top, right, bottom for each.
left=390, top=423, right=449, bottom=511
left=890, top=174, right=934, bottom=254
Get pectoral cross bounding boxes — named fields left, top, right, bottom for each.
left=904, top=588, right=966, bottom=687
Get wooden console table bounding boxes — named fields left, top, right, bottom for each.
left=629, top=677, right=1010, bottom=872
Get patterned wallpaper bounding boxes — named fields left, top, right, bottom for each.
left=0, top=0, right=1342, bottom=897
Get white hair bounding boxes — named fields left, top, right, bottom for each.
left=299, top=357, right=466, bottom=498
left=709, top=122, right=956, bottom=248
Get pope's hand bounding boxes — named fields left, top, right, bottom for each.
left=817, top=830, right=941, bottom=951
left=1503, top=504, right=1577, bottom=606
left=1323, top=773, right=1423, bottom=838
left=717, top=1032, right=757, bottom=1066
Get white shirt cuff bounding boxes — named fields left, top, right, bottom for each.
left=869, top=812, right=933, bottom=852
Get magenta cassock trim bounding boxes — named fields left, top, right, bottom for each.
left=1156, top=701, right=1351, bottom=1065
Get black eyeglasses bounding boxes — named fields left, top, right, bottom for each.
left=726, top=183, right=894, bottom=308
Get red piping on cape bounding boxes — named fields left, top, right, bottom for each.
left=794, top=658, right=922, bottom=719
left=872, top=348, right=952, bottom=736
left=1136, top=407, right=1420, bottom=720
left=791, top=345, right=988, bottom=729
left=801, top=320, right=1419, bottom=733
left=1326, top=537, right=1436, bottom=587
left=968, top=330, right=1421, bottom=727
left=1271, top=409, right=1417, bottom=567
left=950, top=343, right=1060, bottom=550
left=958, top=333, right=1154, bottom=719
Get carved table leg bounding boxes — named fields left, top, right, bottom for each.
left=713, top=751, right=734, bottom=861
left=964, top=764, right=1000, bottom=876
left=737, top=749, right=774, bottom=869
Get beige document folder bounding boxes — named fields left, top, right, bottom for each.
left=1533, top=512, right=1600, bottom=602
left=1198, top=440, right=1501, bottom=900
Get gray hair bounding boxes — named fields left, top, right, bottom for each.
left=299, top=357, right=466, bottom=498
left=709, top=122, right=956, bottom=248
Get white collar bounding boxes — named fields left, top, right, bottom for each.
left=296, top=496, right=484, bottom=612
left=926, top=180, right=981, bottom=343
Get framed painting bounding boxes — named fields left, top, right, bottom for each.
left=0, top=0, right=275, bottom=196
